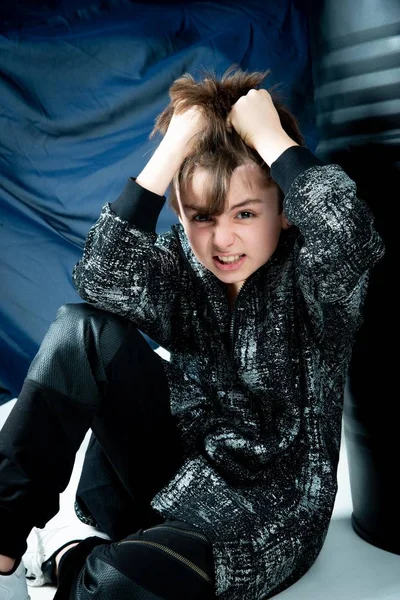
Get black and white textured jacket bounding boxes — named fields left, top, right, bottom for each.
left=72, top=146, right=384, bottom=599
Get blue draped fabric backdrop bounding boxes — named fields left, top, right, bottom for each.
left=0, top=0, right=317, bottom=401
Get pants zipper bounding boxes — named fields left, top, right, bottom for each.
left=144, top=524, right=210, bottom=543
left=117, top=539, right=213, bottom=584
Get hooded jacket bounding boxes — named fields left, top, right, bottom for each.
left=72, top=146, right=384, bottom=599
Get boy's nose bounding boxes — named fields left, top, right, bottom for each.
left=212, top=225, right=235, bottom=251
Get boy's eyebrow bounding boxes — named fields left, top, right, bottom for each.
left=182, top=198, right=264, bottom=213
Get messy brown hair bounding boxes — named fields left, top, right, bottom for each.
left=150, top=66, right=305, bottom=217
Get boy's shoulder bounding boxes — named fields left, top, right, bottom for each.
left=154, top=223, right=182, bottom=251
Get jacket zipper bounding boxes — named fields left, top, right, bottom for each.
left=174, top=229, right=251, bottom=357
left=175, top=238, right=227, bottom=343
left=117, top=539, right=213, bottom=584
left=174, top=230, right=257, bottom=414
left=229, top=278, right=252, bottom=356
left=229, top=278, right=259, bottom=416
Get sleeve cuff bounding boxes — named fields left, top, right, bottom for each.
left=270, top=146, right=324, bottom=196
left=110, top=178, right=166, bottom=232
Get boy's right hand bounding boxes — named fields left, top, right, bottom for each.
left=162, top=104, right=205, bottom=159
left=136, top=104, right=205, bottom=197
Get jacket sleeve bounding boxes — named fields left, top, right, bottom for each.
left=270, top=146, right=384, bottom=348
left=271, top=146, right=384, bottom=304
left=72, top=179, right=181, bottom=348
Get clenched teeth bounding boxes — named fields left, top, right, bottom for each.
left=217, top=254, right=244, bottom=263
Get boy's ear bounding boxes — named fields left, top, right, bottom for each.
left=281, top=213, right=291, bottom=230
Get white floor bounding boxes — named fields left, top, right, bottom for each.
left=1, top=396, right=399, bottom=600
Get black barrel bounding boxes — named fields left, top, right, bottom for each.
left=307, top=0, right=399, bottom=554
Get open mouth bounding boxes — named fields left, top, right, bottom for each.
left=214, top=254, right=245, bottom=264
left=213, top=254, right=246, bottom=270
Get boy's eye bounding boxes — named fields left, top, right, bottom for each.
left=192, top=211, right=255, bottom=222
left=192, top=214, right=211, bottom=222
left=237, top=211, right=254, bottom=219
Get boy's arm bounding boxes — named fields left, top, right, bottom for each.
left=229, top=90, right=384, bottom=320
left=72, top=180, right=179, bottom=348
left=73, top=107, right=206, bottom=347
left=269, top=145, right=384, bottom=304
left=269, top=146, right=385, bottom=358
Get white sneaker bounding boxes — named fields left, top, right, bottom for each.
left=0, top=560, right=30, bottom=600
left=23, top=521, right=110, bottom=587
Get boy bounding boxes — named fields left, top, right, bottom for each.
left=0, top=68, right=383, bottom=599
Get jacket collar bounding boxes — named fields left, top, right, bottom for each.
left=171, top=223, right=226, bottom=290
left=172, top=223, right=227, bottom=301
left=171, top=222, right=297, bottom=324
left=171, top=223, right=232, bottom=334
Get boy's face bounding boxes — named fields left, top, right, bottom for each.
left=178, top=162, right=288, bottom=295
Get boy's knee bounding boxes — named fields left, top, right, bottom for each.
left=51, top=302, right=129, bottom=352
left=56, top=302, right=109, bottom=325
left=56, top=302, right=128, bottom=336
left=31, top=303, right=101, bottom=363
left=27, top=303, right=128, bottom=390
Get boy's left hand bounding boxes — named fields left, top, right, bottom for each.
left=227, top=89, right=285, bottom=151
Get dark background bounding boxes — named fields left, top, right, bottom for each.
left=0, top=0, right=318, bottom=400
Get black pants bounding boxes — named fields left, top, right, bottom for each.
left=0, top=303, right=216, bottom=599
